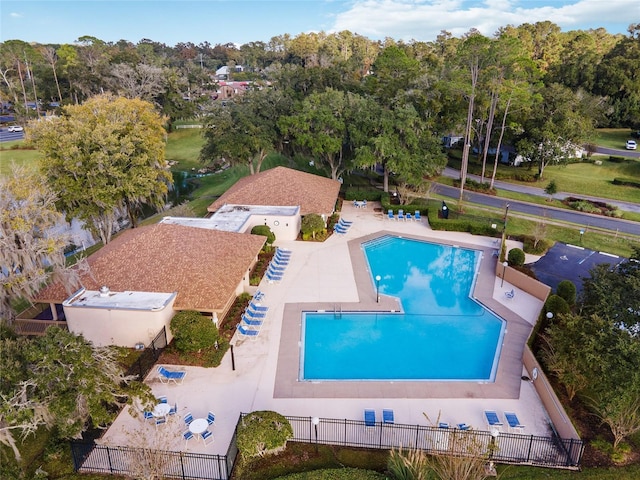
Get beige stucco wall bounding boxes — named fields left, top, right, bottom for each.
left=241, top=214, right=301, bottom=242
left=496, top=264, right=551, bottom=301
left=64, top=297, right=177, bottom=348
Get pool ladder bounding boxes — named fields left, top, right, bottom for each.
left=334, top=304, right=342, bottom=319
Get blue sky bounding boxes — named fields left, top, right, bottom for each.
left=2, top=0, right=638, bottom=46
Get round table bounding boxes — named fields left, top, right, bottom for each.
left=189, top=418, right=208, bottom=436
left=153, top=403, right=171, bottom=417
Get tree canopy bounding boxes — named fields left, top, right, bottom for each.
left=0, top=327, right=151, bottom=461
left=0, top=166, right=68, bottom=324
left=28, top=94, right=172, bottom=243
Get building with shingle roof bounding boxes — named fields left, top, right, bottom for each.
left=207, top=166, right=341, bottom=216
left=29, top=223, right=266, bottom=346
left=205, top=166, right=341, bottom=241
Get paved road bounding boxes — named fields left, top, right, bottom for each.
left=433, top=182, right=640, bottom=237
left=442, top=167, right=640, bottom=214
left=0, top=128, right=25, bottom=142
left=595, top=145, right=640, bottom=158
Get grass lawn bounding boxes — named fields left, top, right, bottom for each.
left=539, top=159, right=640, bottom=204
left=165, top=126, right=205, bottom=170
left=0, top=142, right=41, bottom=175
left=595, top=128, right=639, bottom=150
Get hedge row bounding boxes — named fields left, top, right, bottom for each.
left=613, top=177, right=640, bottom=188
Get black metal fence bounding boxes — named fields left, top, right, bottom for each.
left=284, top=415, right=584, bottom=470
left=70, top=413, right=583, bottom=480
left=125, top=326, right=167, bottom=381
left=70, top=441, right=231, bottom=480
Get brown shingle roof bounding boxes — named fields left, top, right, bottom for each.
left=207, top=166, right=341, bottom=215
left=36, top=223, right=265, bottom=311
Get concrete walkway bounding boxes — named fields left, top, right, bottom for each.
left=100, top=202, right=550, bottom=456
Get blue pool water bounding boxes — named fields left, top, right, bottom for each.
left=300, top=236, right=505, bottom=381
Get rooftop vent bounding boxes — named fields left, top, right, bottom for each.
left=99, top=286, right=110, bottom=297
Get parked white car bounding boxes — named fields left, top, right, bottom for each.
left=626, top=140, right=637, bottom=150
left=8, top=125, right=24, bottom=132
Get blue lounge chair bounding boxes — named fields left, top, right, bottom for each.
left=383, top=409, right=394, bottom=424
left=275, top=249, right=291, bottom=258
left=457, top=423, right=471, bottom=431
left=143, top=410, right=154, bottom=421
left=254, top=290, right=265, bottom=301
left=169, top=403, right=178, bottom=416
left=248, top=301, right=269, bottom=312
left=339, top=218, right=353, bottom=226
left=484, top=410, right=503, bottom=429
left=505, top=289, right=515, bottom=299
left=504, top=412, right=524, bottom=432
left=155, top=417, right=166, bottom=428
left=414, top=210, right=421, bottom=221
left=364, top=409, right=376, bottom=427
left=268, top=263, right=286, bottom=271
left=271, top=257, right=289, bottom=267
left=242, top=315, right=263, bottom=326
left=438, top=422, right=449, bottom=429
left=158, top=396, right=167, bottom=404
left=397, top=209, right=405, bottom=221
left=388, top=209, right=395, bottom=220
left=266, top=272, right=283, bottom=283
left=238, top=324, right=259, bottom=336
left=157, top=366, right=187, bottom=385
left=245, top=308, right=267, bottom=319
left=207, top=411, right=216, bottom=425
left=334, top=224, right=350, bottom=234
left=405, top=212, right=412, bottom=221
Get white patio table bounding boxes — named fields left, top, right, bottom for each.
left=188, top=418, right=208, bottom=440
left=153, top=403, right=171, bottom=418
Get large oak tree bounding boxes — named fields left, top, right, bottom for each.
left=28, top=94, right=172, bottom=244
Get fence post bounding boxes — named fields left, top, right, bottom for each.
left=527, top=435, right=533, bottom=463
left=106, top=445, right=113, bottom=472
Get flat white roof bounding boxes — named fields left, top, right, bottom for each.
left=63, top=288, right=176, bottom=311
left=161, top=204, right=300, bottom=233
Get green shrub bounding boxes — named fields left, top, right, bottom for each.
left=237, top=411, right=294, bottom=459
left=301, top=213, right=326, bottom=240
left=514, top=173, right=537, bottom=182
left=251, top=225, right=275, bottom=245
left=170, top=310, right=219, bottom=353
left=612, top=177, right=640, bottom=188
left=556, top=280, right=576, bottom=306
left=344, top=188, right=382, bottom=201
left=544, top=294, right=571, bottom=317
left=608, top=156, right=626, bottom=163
left=518, top=235, right=554, bottom=255
left=507, top=248, right=525, bottom=266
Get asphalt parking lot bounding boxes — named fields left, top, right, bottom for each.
left=529, top=242, right=627, bottom=296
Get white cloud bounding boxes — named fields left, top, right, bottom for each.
left=10, top=12, right=23, bottom=18
left=330, top=0, right=640, bottom=41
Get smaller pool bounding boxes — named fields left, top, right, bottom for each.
left=301, top=311, right=505, bottom=381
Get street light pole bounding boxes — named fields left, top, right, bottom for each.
left=503, top=203, right=510, bottom=232
left=501, top=261, right=508, bottom=288
left=375, top=275, right=381, bottom=303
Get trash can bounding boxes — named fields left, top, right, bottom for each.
left=441, top=201, right=449, bottom=219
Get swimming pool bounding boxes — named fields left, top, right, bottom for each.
left=300, top=236, right=505, bottom=381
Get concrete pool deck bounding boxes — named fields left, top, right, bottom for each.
left=101, top=201, right=550, bottom=456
